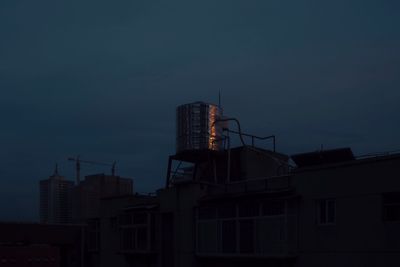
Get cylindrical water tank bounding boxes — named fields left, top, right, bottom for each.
left=176, top=102, right=224, bottom=153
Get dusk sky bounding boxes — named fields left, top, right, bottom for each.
left=1, top=0, right=399, bottom=221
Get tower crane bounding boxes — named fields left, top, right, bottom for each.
left=68, top=156, right=116, bottom=185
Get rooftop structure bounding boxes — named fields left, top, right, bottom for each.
left=176, top=101, right=224, bottom=153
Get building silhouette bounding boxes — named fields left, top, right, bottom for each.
left=39, top=165, right=74, bottom=224
left=74, top=102, right=400, bottom=267
left=75, top=145, right=400, bottom=267
left=31, top=103, right=400, bottom=266
left=72, top=173, right=134, bottom=223
left=0, top=222, right=84, bottom=267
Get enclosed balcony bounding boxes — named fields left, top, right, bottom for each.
left=195, top=196, right=298, bottom=259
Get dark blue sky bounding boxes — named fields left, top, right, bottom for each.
left=1, top=0, right=399, bottom=221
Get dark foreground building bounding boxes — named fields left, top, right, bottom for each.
left=0, top=222, right=84, bottom=267
left=27, top=102, right=400, bottom=266
left=86, top=145, right=400, bottom=267
left=79, top=102, right=400, bottom=266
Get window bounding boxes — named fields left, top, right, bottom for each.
left=122, top=228, right=135, bottom=250
left=197, top=221, right=218, bottom=253
left=262, top=200, right=285, bottom=216
left=133, top=212, right=147, bottom=224
left=119, top=213, right=132, bottom=225
left=238, top=202, right=259, bottom=217
left=197, top=199, right=293, bottom=255
left=383, top=192, right=400, bottom=222
left=109, top=217, right=118, bottom=231
left=87, top=219, right=100, bottom=251
left=239, top=219, right=254, bottom=253
left=136, top=227, right=148, bottom=250
left=221, top=220, right=236, bottom=253
left=120, top=211, right=153, bottom=252
left=198, top=207, right=216, bottom=220
left=317, top=199, right=335, bottom=225
left=218, top=204, right=236, bottom=218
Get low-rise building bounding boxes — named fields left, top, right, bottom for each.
left=0, top=222, right=84, bottom=267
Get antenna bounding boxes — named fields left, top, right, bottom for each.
left=54, top=163, right=59, bottom=176
left=218, top=90, right=222, bottom=109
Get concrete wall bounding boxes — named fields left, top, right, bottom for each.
left=158, top=183, right=208, bottom=267
left=99, top=197, right=131, bottom=267
left=294, top=155, right=400, bottom=267
left=0, top=222, right=83, bottom=267
left=97, top=195, right=158, bottom=267
left=93, top=151, right=400, bottom=267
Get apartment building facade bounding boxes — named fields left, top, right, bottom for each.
left=40, top=167, right=74, bottom=224
left=90, top=146, right=400, bottom=267
left=72, top=173, right=134, bottom=223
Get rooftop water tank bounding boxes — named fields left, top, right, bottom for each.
left=176, top=102, right=224, bottom=153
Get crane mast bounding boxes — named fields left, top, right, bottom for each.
left=68, top=156, right=117, bottom=185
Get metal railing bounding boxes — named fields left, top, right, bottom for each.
left=206, top=175, right=293, bottom=196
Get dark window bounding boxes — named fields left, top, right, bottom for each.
left=109, top=217, right=118, bottom=230
left=122, top=228, right=135, bottom=250
left=239, top=220, right=254, bottom=253
left=286, top=199, right=296, bottom=214
left=120, top=212, right=153, bottom=251
left=262, top=200, right=285, bottom=216
left=218, top=204, right=236, bottom=218
left=198, top=207, right=217, bottom=220
left=327, top=200, right=335, bottom=222
left=383, top=192, right=400, bottom=222
left=319, top=200, right=326, bottom=223
left=238, top=202, right=259, bottom=217
left=161, top=213, right=174, bottom=267
left=87, top=219, right=100, bottom=251
left=133, top=212, right=147, bottom=224
left=197, top=221, right=218, bottom=253
left=137, top=227, right=148, bottom=250
left=119, top=213, right=132, bottom=225
left=221, top=220, right=236, bottom=253
left=317, top=199, right=335, bottom=225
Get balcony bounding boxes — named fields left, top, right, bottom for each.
left=195, top=198, right=298, bottom=259
left=119, top=210, right=156, bottom=255
left=205, top=175, right=293, bottom=197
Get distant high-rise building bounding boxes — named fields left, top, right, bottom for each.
left=72, top=173, right=134, bottom=222
left=39, top=165, right=74, bottom=224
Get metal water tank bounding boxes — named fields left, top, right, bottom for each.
left=176, top=102, right=223, bottom=153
